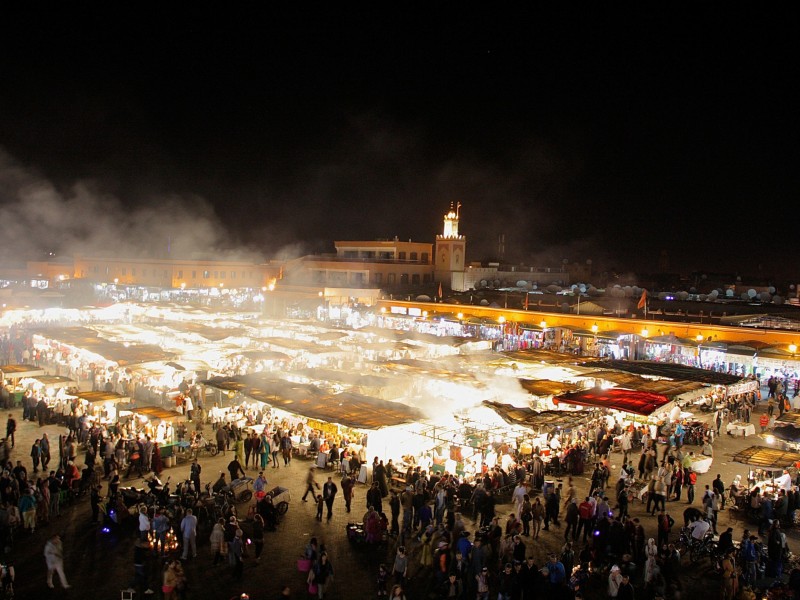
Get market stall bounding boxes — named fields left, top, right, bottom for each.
left=726, top=421, right=756, bottom=437
left=123, top=405, right=186, bottom=463
left=730, top=445, right=800, bottom=508
left=1, top=363, right=47, bottom=406
left=77, top=390, right=129, bottom=429
left=203, top=372, right=428, bottom=472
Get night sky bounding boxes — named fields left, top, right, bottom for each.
left=0, top=7, right=797, bottom=278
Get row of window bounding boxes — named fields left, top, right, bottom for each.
left=341, top=251, right=430, bottom=262
left=88, top=265, right=256, bottom=280
left=313, top=271, right=432, bottom=286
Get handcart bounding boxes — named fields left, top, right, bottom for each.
left=263, top=485, right=290, bottom=515
left=227, top=477, right=255, bottom=503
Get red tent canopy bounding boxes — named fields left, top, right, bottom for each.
left=553, top=388, right=673, bottom=416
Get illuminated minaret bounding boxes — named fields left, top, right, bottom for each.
left=434, top=201, right=466, bottom=285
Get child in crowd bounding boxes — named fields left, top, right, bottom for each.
left=316, top=494, right=324, bottom=521
left=376, top=563, right=388, bottom=596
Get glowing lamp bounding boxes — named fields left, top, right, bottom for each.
left=790, top=344, right=798, bottom=355
left=539, top=320, right=547, bottom=328
left=641, top=328, right=649, bottom=338
left=498, top=316, right=506, bottom=324
left=591, top=323, right=598, bottom=333
left=766, top=435, right=776, bottom=445
left=696, top=334, right=704, bottom=342
left=457, top=312, right=464, bottom=320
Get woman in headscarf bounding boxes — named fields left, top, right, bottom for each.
left=644, top=538, right=658, bottom=584
left=419, top=525, right=434, bottom=568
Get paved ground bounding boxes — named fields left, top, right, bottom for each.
left=6, top=386, right=795, bottom=599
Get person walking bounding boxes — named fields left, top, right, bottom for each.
left=308, top=551, right=334, bottom=598
left=210, top=518, right=226, bottom=566
left=6, top=414, right=15, bottom=449
left=190, top=459, right=202, bottom=496
left=271, top=431, right=281, bottom=468
left=231, top=528, right=245, bottom=579
left=341, top=472, right=354, bottom=513
left=259, top=432, right=270, bottom=470
left=302, top=467, right=320, bottom=502
left=252, top=514, right=265, bottom=561
left=44, top=534, right=70, bottom=589
left=180, top=508, right=198, bottom=559
left=323, top=476, right=338, bottom=520
left=215, top=426, right=227, bottom=456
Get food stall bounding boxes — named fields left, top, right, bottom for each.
left=731, top=445, right=800, bottom=505
left=77, top=390, right=129, bottom=430
left=202, top=372, right=428, bottom=474
left=123, top=405, right=186, bottom=464
left=1, top=363, right=47, bottom=406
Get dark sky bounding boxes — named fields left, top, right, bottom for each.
left=0, top=6, right=797, bottom=278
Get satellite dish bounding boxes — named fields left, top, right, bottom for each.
left=768, top=286, right=776, bottom=294
left=480, top=299, right=489, bottom=305
left=709, top=290, right=719, bottom=298
left=516, top=280, right=528, bottom=287
left=747, top=289, right=757, bottom=298
left=726, top=289, right=734, bottom=297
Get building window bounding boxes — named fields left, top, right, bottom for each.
left=192, top=271, right=197, bottom=279
left=373, top=272, right=383, bottom=284
left=231, top=271, right=236, bottom=279
left=387, top=273, right=396, bottom=286
left=412, top=274, right=420, bottom=284
left=203, top=271, right=210, bottom=279
left=398, top=252, right=406, bottom=260
left=213, top=271, right=218, bottom=278
left=410, top=252, right=418, bottom=261
left=177, top=270, right=182, bottom=278
left=421, top=252, right=429, bottom=263
left=220, top=271, right=225, bottom=279
left=131, top=268, right=136, bottom=276
left=400, top=274, right=409, bottom=285
left=423, top=274, right=431, bottom=283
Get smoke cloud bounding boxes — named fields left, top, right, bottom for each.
left=0, top=147, right=263, bottom=263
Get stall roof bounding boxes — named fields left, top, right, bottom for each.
left=730, top=445, right=800, bottom=469
left=373, top=359, right=484, bottom=385
left=484, top=401, right=592, bottom=430
left=77, top=391, right=129, bottom=403
left=203, top=373, right=423, bottom=430
left=553, top=388, right=673, bottom=416
left=30, top=375, right=77, bottom=388
left=260, top=337, right=343, bottom=354
left=228, top=350, right=292, bottom=362
left=0, top=364, right=46, bottom=378
left=31, top=327, right=176, bottom=366
left=575, top=370, right=707, bottom=397
left=579, top=360, right=743, bottom=385
left=502, top=349, right=585, bottom=365
left=132, top=406, right=183, bottom=420
left=291, top=368, right=391, bottom=389
left=518, top=378, right=580, bottom=397
left=771, top=426, right=800, bottom=444
left=159, top=322, right=247, bottom=341
left=775, top=412, right=800, bottom=428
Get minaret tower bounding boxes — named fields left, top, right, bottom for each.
left=434, top=201, right=467, bottom=286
